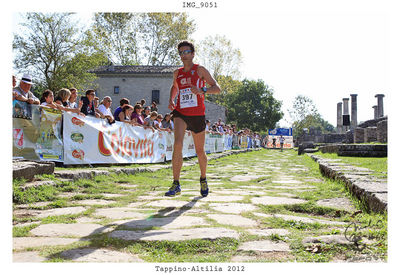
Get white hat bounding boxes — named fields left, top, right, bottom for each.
left=20, top=74, right=33, bottom=85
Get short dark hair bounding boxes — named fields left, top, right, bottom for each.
left=178, top=41, right=195, bottom=53
left=86, top=89, right=95, bottom=96
left=120, top=98, right=130, bottom=106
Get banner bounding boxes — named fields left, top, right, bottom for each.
left=63, top=112, right=166, bottom=164
left=268, top=128, right=292, bottom=136
left=266, top=136, right=294, bottom=149
left=13, top=101, right=63, bottom=161
left=205, top=133, right=224, bottom=154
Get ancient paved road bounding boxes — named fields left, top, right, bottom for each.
left=13, top=149, right=367, bottom=262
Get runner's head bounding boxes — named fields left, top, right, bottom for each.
left=178, top=41, right=195, bottom=61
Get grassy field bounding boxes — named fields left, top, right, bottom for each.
left=13, top=149, right=387, bottom=262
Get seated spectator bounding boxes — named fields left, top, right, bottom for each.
left=144, top=111, right=158, bottom=128
left=155, top=114, right=171, bottom=132
left=80, top=89, right=101, bottom=117
left=114, top=98, right=130, bottom=121
left=40, top=90, right=59, bottom=109
left=13, top=74, right=40, bottom=105
left=130, top=104, right=145, bottom=125
left=98, top=96, right=114, bottom=123
left=162, top=113, right=174, bottom=131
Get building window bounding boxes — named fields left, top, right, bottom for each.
left=114, top=86, right=120, bottom=94
left=152, top=90, right=160, bottom=104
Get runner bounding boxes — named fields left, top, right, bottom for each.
left=165, top=41, right=221, bottom=197
left=279, top=135, right=285, bottom=151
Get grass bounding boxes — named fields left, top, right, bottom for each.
left=12, top=148, right=388, bottom=262
left=314, top=152, right=387, bottom=176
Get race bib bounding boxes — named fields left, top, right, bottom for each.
left=179, top=88, right=198, bottom=108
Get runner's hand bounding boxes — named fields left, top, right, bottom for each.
left=168, top=98, right=175, bottom=111
left=190, top=86, right=202, bottom=95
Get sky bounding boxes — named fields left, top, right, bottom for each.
left=9, top=1, right=394, bottom=128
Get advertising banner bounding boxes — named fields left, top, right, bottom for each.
left=268, top=128, right=292, bottom=136
left=266, top=136, right=294, bottom=149
left=205, top=134, right=224, bottom=154
left=63, top=112, right=166, bottom=164
left=13, top=101, right=63, bottom=161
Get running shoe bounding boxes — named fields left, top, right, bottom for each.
left=200, top=178, right=209, bottom=197
left=165, top=181, right=181, bottom=197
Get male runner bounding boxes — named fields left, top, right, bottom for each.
left=165, top=41, right=221, bottom=197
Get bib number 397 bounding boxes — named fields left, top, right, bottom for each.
left=179, top=88, right=198, bottom=108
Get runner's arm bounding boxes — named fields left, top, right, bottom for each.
left=195, top=66, right=221, bottom=95
left=168, top=70, right=179, bottom=111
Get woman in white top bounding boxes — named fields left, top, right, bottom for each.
left=40, top=90, right=61, bottom=109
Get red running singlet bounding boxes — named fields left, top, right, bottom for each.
left=174, top=64, right=206, bottom=116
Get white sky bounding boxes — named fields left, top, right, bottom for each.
left=3, top=0, right=400, bottom=273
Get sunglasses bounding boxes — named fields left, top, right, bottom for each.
left=179, top=49, right=192, bottom=56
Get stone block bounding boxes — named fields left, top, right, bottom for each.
left=377, top=120, right=387, bottom=143
left=364, top=127, right=377, bottom=143
left=13, top=160, right=55, bottom=182
left=353, top=128, right=365, bottom=143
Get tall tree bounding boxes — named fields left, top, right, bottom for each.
left=140, top=13, right=196, bottom=65
left=225, top=79, right=283, bottom=131
left=92, top=13, right=140, bottom=65
left=13, top=13, right=81, bottom=92
left=195, top=34, right=243, bottom=80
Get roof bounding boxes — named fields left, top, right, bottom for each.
left=89, top=65, right=181, bottom=75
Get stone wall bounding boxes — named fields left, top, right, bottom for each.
left=377, top=120, right=388, bottom=143
left=364, top=127, right=377, bottom=143
left=358, top=116, right=387, bottom=128
left=354, top=128, right=365, bottom=143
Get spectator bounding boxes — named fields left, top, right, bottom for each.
left=130, top=104, right=145, bottom=125
left=151, top=101, right=158, bottom=112
left=80, top=89, right=101, bottom=117
left=140, top=99, right=146, bottom=107
left=119, top=105, right=137, bottom=125
left=56, top=88, right=71, bottom=107
left=144, top=111, right=158, bottom=128
left=142, top=106, right=151, bottom=119
left=12, top=75, right=18, bottom=100
left=205, top=120, right=211, bottom=133
left=13, top=74, right=40, bottom=105
left=162, top=113, right=174, bottom=130
left=68, top=88, right=79, bottom=108
left=279, top=135, right=285, bottom=151
left=40, top=90, right=59, bottom=109
left=98, top=96, right=114, bottom=123
left=155, top=114, right=171, bottom=132
left=114, top=98, right=130, bottom=121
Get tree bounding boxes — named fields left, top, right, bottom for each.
left=92, top=13, right=141, bottom=65
left=195, top=34, right=243, bottom=80
left=225, top=79, right=283, bottom=131
left=13, top=13, right=108, bottom=94
left=206, top=75, right=242, bottom=106
left=91, top=12, right=196, bottom=66
left=289, top=95, right=334, bottom=137
left=140, top=13, right=196, bottom=65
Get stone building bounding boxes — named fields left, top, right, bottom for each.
left=89, top=65, right=226, bottom=123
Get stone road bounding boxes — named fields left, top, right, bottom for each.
left=13, top=149, right=378, bottom=263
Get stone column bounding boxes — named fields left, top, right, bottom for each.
left=375, top=94, right=385, bottom=118
left=350, top=94, right=358, bottom=129
left=337, top=102, right=343, bottom=134
left=373, top=105, right=378, bottom=119
left=342, top=98, right=350, bottom=131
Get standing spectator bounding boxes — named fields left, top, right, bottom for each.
left=13, top=74, right=40, bottom=105
left=155, top=114, right=171, bottom=132
left=162, top=113, right=174, bottom=131
left=140, top=99, right=146, bottom=107
left=114, top=98, right=130, bottom=121
left=80, top=89, right=101, bottom=117
left=55, top=88, right=71, bottom=107
left=151, top=101, right=158, bottom=112
left=279, top=135, right=285, bottom=151
left=130, top=104, right=145, bottom=125
left=205, top=119, right=211, bottom=133
left=144, top=111, right=158, bottom=128
left=40, top=90, right=59, bottom=109
left=142, top=106, right=151, bottom=119
left=98, top=96, right=114, bottom=123
left=12, top=75, right=18, bottom=100
left=68, top=88, right=79, bottom=108
left=119, top=105, right=137, bottom=125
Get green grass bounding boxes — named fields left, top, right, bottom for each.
left=314, top=152, right=387, bottom=176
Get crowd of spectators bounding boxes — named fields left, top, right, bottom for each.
left=12, top=74, right=262, bottom=145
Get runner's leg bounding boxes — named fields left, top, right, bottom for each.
left=172, top=117, right=187, bottom=181
left=192, top=130, right=207, bottom=179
